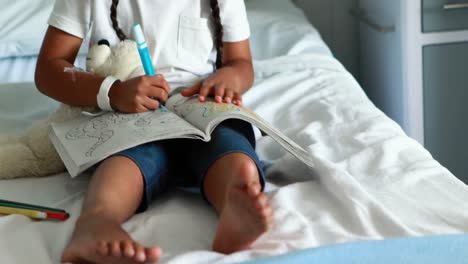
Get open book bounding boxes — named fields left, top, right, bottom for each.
left=49, top=94, right=315, bottom=177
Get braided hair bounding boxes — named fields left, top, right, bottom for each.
left=109, top=0, right=224, bottom=69
left=110, top=0, right=127, bottom=41
left=209, top=0, right=224, bottom=69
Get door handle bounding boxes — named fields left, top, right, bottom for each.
left=443, top=3, right=468, bottom=10
left=350, top=8, right=395, bottom=33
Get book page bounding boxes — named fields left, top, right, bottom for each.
left=166, top=94, right=244, bottom=131
left=166, top=94, right=315, bottom=169
left=50, top=107, right=204, bottom=176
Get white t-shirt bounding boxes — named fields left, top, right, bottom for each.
left=48, top=0, right=250, bottom=89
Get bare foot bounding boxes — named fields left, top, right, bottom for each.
left=212, top=165, right=273, bottom=254
left=62, top=213, right=162, bottom=264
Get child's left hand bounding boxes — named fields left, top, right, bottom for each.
left=180, top=67, right=245, bottom=106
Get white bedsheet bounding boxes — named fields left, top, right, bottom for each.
left=1, top=54, right=468, bottom=264
left=0, top=56, right=39, bottom=84
left=0, top=55, right=87, bottom=84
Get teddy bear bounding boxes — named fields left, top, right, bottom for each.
left=0, top=39, right=144, bottom=179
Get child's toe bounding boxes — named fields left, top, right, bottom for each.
left=260, top=206, right=272, bottom=218
left=95, top=240, right=109, bottom=257
left=255, top=193, right=268, bottom=209
left=122, top=240, right=135, bottom=258
left=133, top=243, right=146, bottom=262
left=247, top=183, right=261, bottom=197
left=110, top=241, right=121, bottom=257
left=146, top=247, right=162, bottom=262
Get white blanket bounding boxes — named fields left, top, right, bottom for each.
left=1, top=54, right=468, bottom=264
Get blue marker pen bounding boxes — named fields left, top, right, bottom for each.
left=132, top=24, right=166, bottom=109
left=132, top=24, right=155, bottom=76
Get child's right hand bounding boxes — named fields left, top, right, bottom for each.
left=108, top=75, right=170, bottom=113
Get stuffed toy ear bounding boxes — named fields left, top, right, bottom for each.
left=86, top=39, right=112, bottom=73
left=98, top=39, right=110, bottom=46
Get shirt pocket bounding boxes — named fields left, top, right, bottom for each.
left=177, top=15, right=214, bottom=64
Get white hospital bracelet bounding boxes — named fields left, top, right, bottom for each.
left=97, top=76, right=119, bottom=111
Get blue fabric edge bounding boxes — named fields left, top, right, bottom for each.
left=241, top=234, right=468, bottom=264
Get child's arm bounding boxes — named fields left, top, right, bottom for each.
left=180, top=39, right=254, bottom=106
left=35, top=27, right=170, bottom=113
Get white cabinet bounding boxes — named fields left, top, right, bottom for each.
left=357, top=0, right=468, bottom=181
left=423, top=42, right=468, bottom=179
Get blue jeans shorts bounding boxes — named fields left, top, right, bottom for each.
left=110, top=119, right=266, bottom=213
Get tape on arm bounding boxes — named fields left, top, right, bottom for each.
left=97, top=76, right=119, bottom=111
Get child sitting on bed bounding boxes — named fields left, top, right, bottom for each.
left=35, top=0, right=273, bottom=263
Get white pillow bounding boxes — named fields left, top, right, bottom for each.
left=0, top=0, right=55, bottom=59
left=246, top=0, right=332, bottom=60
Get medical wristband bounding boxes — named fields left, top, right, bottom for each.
left=97, top=76, right=119, bottom=111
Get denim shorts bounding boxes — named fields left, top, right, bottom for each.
left=110, top=119, right=266, bottom=213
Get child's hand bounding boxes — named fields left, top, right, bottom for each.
left=180, top=68, right=244, bottom=106
left=109, top=75, right=170, bottom=113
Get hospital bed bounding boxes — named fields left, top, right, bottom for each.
left=1, top=0, right=468, bottom=263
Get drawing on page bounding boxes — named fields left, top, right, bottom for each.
left=65, top=110, right=170, bottom=157
left=202, top=102, right=241, bottom=117
left=132, top=114, right=182, bottom=138
left=171, top=96, right=242, bottom=118
left=170, top=96, right=198, bottom=118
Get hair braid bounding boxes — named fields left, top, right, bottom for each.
left=209, top=0, right=224, bottom=70
left=110, top=0, right=223, bottom=67
left=110, top=0, right=127, bottom=41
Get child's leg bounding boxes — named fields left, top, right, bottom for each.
left=62, top=145, right=168, bottom=264
left=204, top=153, right=273, bottom=254
left=180, top=120, right=273, bottom=253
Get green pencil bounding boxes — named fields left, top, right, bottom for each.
left=0, top=199, right=66, bottom=214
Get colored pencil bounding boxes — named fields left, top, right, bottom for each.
left=0, top=206, right=47, bottom=219
left=44, top=211, right=70, bottom=221
left=0, top=199, right=66, bottom=213
left=0, top=206, right=69, bottom=221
